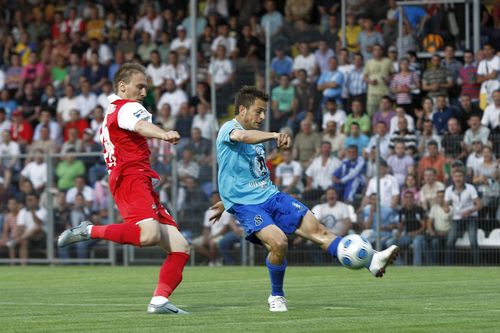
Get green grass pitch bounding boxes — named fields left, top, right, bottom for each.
left=1, top=266, right=500, bottom=333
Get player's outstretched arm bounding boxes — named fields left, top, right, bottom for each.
left=230, top=129, right=291, bottom=148
left=134, top=120, right=180, bottom=144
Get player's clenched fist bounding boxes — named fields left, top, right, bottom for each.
left=274, top=132, right=291, bottom=148
left=163, top=130, right=180, bottom=144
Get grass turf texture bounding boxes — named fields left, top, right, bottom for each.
left=1, top=266, right=499, bottom=333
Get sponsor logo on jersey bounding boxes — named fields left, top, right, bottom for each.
left=254, top=215, right=263, bottom=226
left=292, top=202, right=303, bottom=210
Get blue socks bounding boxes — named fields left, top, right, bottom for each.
left=266, top=257, right=287, bottom=296
left=326, top=236, right=343, bottom=258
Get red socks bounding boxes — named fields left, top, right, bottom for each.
left=153, top=252, right=190, bottom=298
left=90, top=223, right=141, bottom=247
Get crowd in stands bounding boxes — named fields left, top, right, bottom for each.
left=0, top=0, right=499, bottom=266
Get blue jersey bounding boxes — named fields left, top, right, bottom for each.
left=216, top=119, right=279, bottom=211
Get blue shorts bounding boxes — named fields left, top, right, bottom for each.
left=228, top=192, right=308, bottom=245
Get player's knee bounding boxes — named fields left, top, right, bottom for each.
left=179, top=238, right=190, bottom=255
left=268, top=237, right=288, bottom=255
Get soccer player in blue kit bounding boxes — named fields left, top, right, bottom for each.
left=210, top=86, right=399, bottom=312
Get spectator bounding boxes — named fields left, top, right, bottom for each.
left=0, top=198, right=20, bottom=262
left=176, top=176, right=207, bottom=229
left=441, top=45, right=462, bottom=92
left=55, top=149, right=85, bottom=191
left=165, top=51, right=189, bottom=88
left=317, top=56, right=344, bottom=106
left=463, top=114, right=490, bottom=151
left=459, top=50, right=480, bottom=103
left=344, top=122, right=369, bottom=155
left=415, top=96, right=434, bottom=133
left=372, top=96, right=395, bottom=132
left=472, top=146, right=499, bottom=216
left=170, top=25, right=191, bottom=60
left=65, top=176, right=94, bottom=208
left=343, top=99, right=370, bottom=135
left=61, top=7, right=85, bottom=36
left=390, top=58, right=420, bottom=112
left=218, top=217, right=244, bottom=265
left=211, top=22, right=237, bottom=59
left=457, top=94, right=482, bottom=131
left=293, top=42, right=318, bottom=81
left=40, top=84, right=59, bottom=116
left=362, top=159, right=399, bottom=210
left=387, top=141, right=415, bottom=187
left=418, top=140, right=446, bottom=183
left=419, top=119, right=442, bottom=158
left=261, top=0, right=283, bottom=37
left=16, top=83, right=41, bottom=126
left=208, top=44, right=235, bottom=114
left=363, top=44, right=392, bottom=115
left=115, top=29, right=136, bottom=59
left=362, top=193, right=399, bottom=249
left=304, top=141, right=341, bottom=194
left=339, top=13, right=361, bottom=53
left=293, top=69, right=315, bottom=129
left=271, top=74, right=296, bottom=132
left=344, top=52, right=367, bottom=110
left=75, top=80, right=97, bottom=119
left=20, top=150, right=47, bottom=193
left=481, top=89, right=500, bottom=131
left=156, top=79, right=188, bottom=117
left=0, top=130, right=20, bottom=189
left=419, top=167, right=446, bottom=211
left=389, top=116, right=417, bottom=153
left=321, top=98, right=346, bottom=131
left=192, top=103, right=218, bottom=141
left=275, top=149, right=303, bottom=195
left=432, top=95, right=457, bottom=136
left=4, top=53, right=23, bottom=93
left=0, top=108, right=12, bottom=133
left=388, top=191, right=427, bottom=266
left=102, top=12, right=126, bottom=46
left=357, top=18, right=384, bottom=61
left=477, top=43, right=499, bottom=109
left=146, top=50, right=168, bottom=98
left=137, top=31, right=158, bottom=64
left=332, top=145, right=366, bottom=203
left=85, top=6, right=105, bottom=42
left=441, top=118, right=466, bottom=161
left=315, top=40, right=335, bottom=74
left=20, top=53, right=50, bottom=91
left=445, top=169, right=482, bottom=265
left=322, top=14, right=340, bottom=50
left=61, top=127, right=82, bottom=154
left=395, top=22, right=418, bottom=56
left=427, top=190, right=453, bottom=264
left=9, top=109, right=34, bottom=148
left=12, top=194, right=47, bottom=265
left=312, top=188, right=357, bottom=237
left=466, top=140, right=484, bottom=177
left=176, top=147, right=200, bottom=184
left=56, top=84, right=78, bottom=123
left=236, top=23, right=263, bottom=67
left=132, top=5, right=163, bottom=42
left=0, top=91, right=18, bottom=119
left=64, top=53, right=84, bottom=89
left=365, top=121, right=390, bottom=160
left=422, top=54, right=454, bottom=100
left=293, top=119, right=322, bottom=169
left=400, top=173, right=420, bottom=202
left=321, top=121, right=346, bottom=157
left=63, top=110, right=89, bottom=141
left=84, top=38, right=113, bottom=67
left=271, top=48, right=293, bottom=83
left=29, top=125, right=59, bottom=158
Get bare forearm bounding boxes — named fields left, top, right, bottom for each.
left=134, top=121, right=170, bottom=140
left=232, top=130, right=277, bottom=144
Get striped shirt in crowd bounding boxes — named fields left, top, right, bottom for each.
left=345, top=67, right=367, bottom=97
left=459, top=64, right=480, bottom=101
left=389, top=130, right=418, bottom=151
left=390, top=71, right=420, bottom=105
left=422, top=67, right=453, bottom=98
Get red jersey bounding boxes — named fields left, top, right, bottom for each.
left=100, top=95, right=159, bottom=191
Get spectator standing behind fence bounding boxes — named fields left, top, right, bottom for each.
left=361, top=159, right=399, bottom=210
left=292, top=119, right=322, bottom=169
left=463, top=114, right=490, bottom=151
left=432, top=95, right=457, bottom=136
left=445, top=169, right=482, bottom=266
left=427, top=190, right=453, bottom=264
left=418, top=140, right=446, bottom=184
left=481, top=89, right=500, bottom=132
left=363, top=44, right=392, bottom=116
left=55, top=148, right=85, bottom=191
left=364, top=121, right=390, bottom=160
left=192, top=192, right=231, bottom=266
left=332, top=145, right=366, bottom=204
left=321, top=120, right=345, bottom=157
left=317, top=57, right=343, bottom=106
left=0, top=198, right=20, bottom=263
left=477, top=43, right=499, bottom=109
left=20, top=150, right=47, bottom=194
left=271, top=74, right=297, bottom=132
left=312, top=188, right=357, bottom=237
left=344, top=52, right=367, bottom=110
left=387, top=141, right=415, bottom=187
left=0, top=130, right=20, bottom=190
left=388, top=191, right=427, bottom=266
left=458, top=50, right=480, bottom=104
left=156, top=79, right=188, bottom=117
left=362, top=193, right=399, bottom=250
left=275, top=149, right=303, bottom=195
left=344, top=99, right=370, bottom=135
left=422, top=54, right=454, bottom=100
left=305, top=141, right=341, bottom=195
left=10, top=194, right=46, bottom=265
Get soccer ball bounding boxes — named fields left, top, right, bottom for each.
left=337, top=234, right=373, bottom=270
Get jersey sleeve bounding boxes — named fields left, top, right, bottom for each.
left=219, top=120, right=241, bottom=145
left=117, top=102, right=152, bottom=132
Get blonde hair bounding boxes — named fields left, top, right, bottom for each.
left=112, top=63, right=146, bottom=92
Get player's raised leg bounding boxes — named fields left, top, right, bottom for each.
left=295, top=211, right=399, bottom=277
left=256, top=225, right=289, bottom=312
left=148, top=224, right=190, bottom=314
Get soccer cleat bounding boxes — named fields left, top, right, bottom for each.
left=57, top=221, right=92, bottom=248
left=368, top=245, right=399, bottom=278
left=147, top=301, right=189, bottom=314
left=268, top=295, right=288, bottom=312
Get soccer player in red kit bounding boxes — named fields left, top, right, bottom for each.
left=58, top=63, right=190, bottom=314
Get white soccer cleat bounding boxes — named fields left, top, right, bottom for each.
left=268, top=295, right=288, bottom=312
left=368, top=245, right=399, bottom=278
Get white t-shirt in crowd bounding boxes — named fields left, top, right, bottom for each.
left=365, top=174, right=400, bottom=208
left=445, top=183, right=479, bottom=220
left=305, top=156, right=342, bottom=190
left=20, top=162, right=47, bottom=189
left=312, top=201, right=356, bottom=235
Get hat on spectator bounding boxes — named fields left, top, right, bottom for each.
left=12, top=109, right=23, bottom=117
left=379, top=159, right=388, bottom=167
left=388, top=46, right=397, bottom=53
left=176, top=25, right=186, bottom=31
